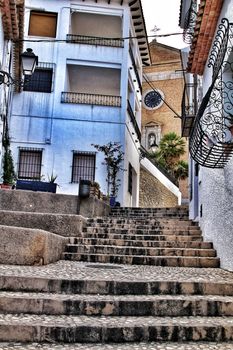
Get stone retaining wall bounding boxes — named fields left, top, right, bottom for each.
left=139, top=168, right=178, bottom=207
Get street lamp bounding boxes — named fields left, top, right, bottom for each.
left=0, top=48, right=38, bottom=86
left=21, top=48, right=38, bottom=76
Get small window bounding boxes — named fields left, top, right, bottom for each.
left=128, top=163, right=133, bottom=194
left=24, top=67, right=53, bottom=93
left=28, top=11, right=57, bottom=37
left=18, top=148, right=43, bottom=180
left=72, top=152, right=96, bottom=183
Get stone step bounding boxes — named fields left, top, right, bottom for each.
left=109, top=210, right=189, bottom=217
left=63, top=252, right=220, bottom=268
left=110, top=207, right=189, bottom=214
left=1, top=292, right=233, bottom=316
left=0, top=314, right=233, bottom=342
left=90, top=217, right=190, bottom=224
left=109, top=215, right=190, bottom=219
left=0, top=342, right=232, bottom=350
left=69, top=237, right=212, bottom=249
left=65, top=244, right=216, bottom=258
left=86, top=221, right=197, bottom=228
left=80, top=233, right=203, bottom=241
left=1, top=270, right=233, bottom=296
left=83, top=227, right=201, bottom=235
left=83, top=224, right=200, bottom=232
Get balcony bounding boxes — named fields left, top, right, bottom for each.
left=66, top=34, right=124, bottom=48
left=67, top=11, right=123, bottom=48
left=129, top=46, right=142, bottom=94
left=61, top=92, right=121, bottom=107
left=127, top=100, right=141, bottom=141
left=181, top=83, right=196, bottom=137
left=189, top=19, right=233, bottom=168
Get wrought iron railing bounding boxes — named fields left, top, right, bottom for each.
left=181, top=82, right=197, bottom=137
left=61, top=92, right=122, bottom=107
left=183, top=0, right=197, bottom=44
left=139, top=145, right=178, bottom=186
left=189, top=18, right=233, bottom=168
left=66, top=34, right=124, bottom=48
left=127, top=100, right=141, bottom=142
left=129, top=46, right=142, bottom=94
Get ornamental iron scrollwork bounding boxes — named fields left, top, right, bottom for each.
left=190, top=18, right=233, bottom=168
left=183, top=0, right=197, bottom=44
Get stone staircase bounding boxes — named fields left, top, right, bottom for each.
left=63, top=206, right=219, bottom=268
left=0, top=206, right=233, bottom=349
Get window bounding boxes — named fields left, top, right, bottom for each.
left=128, top=163, right=133, bottom=194
left=28, top=11, right=57, bottom=37
left=18, top=148, right=43, bottom=179
left=72, top=152, right=96, bottom=183
left=24, top=64, right=53, bottom=93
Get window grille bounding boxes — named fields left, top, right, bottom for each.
left=18, top=148, right=43, bottom=180
left=24, top=62, right=55, bottom=93
left=71, top=151, right=96, bottom=183
left=28, top=11, right=57, bottom=37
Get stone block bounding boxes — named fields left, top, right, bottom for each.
left=0, top=225, right=68, bottom=265
left=0, top=211, right=86, bottom=237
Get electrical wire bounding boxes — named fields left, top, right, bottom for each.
left=13, top=32, right=184, bottom=43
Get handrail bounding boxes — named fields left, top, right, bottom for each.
left=139, top=145, right=178, bottom=186
left=61, top=92, right=121, bottom=107
left=66, top=34, right=124, bottom=48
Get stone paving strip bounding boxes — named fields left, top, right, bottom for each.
left=0, top=261, right=232, bottom=282
left=0, top=342, right=233, bottom=350
left=0, top=343, right=232, bottom=349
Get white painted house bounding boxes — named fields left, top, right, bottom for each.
left=179, top=0, right=233, bottom=270
left=0, top=0, right=24, bottom=173
left=9, top=0, right=151, bottom=206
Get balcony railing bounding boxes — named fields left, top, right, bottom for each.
left=127, top=100, right=141, bottom=142
left=129, top=46, right=142, bottom=94
left=66, top=34, right=124, bottom=48
left=183, top=0, right=197, bottom=44
left=181, top=83, right=197, bottom=137
left=61, top=92, right=122, bottom=107
left=189, top=19, right=233, bottom=168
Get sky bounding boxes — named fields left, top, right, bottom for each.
left=141, top=0, right=186, bottom=49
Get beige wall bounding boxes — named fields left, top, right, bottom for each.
left=68, top=65, right=121, bottom=95
left=139, top=168, right=178, bottom=208
left=142, top=41, right=189, bottom=200
left=71, top=12, right=122, bottom=38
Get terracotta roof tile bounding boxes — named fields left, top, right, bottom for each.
left=187, top=0, right=223, bottom=75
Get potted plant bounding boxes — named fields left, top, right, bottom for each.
left=92, top=142, right=124, bottom=206
left=16, top=173, right=58, bottom=193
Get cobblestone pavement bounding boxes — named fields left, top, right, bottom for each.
left=0, top=261, right=232, bottom=282
left=1, top=342, right=233, bottom=349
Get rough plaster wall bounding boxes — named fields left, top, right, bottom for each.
left=139, top=168, right=178, bottom=208
left=199, top=156, right=233, bottom=271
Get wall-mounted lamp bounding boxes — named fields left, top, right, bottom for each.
left=0, top=48, right=38, bottom=86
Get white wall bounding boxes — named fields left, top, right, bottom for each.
left=10, top=0, right=143, bottom=205
left=196, top=0, right=233, bottom=270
